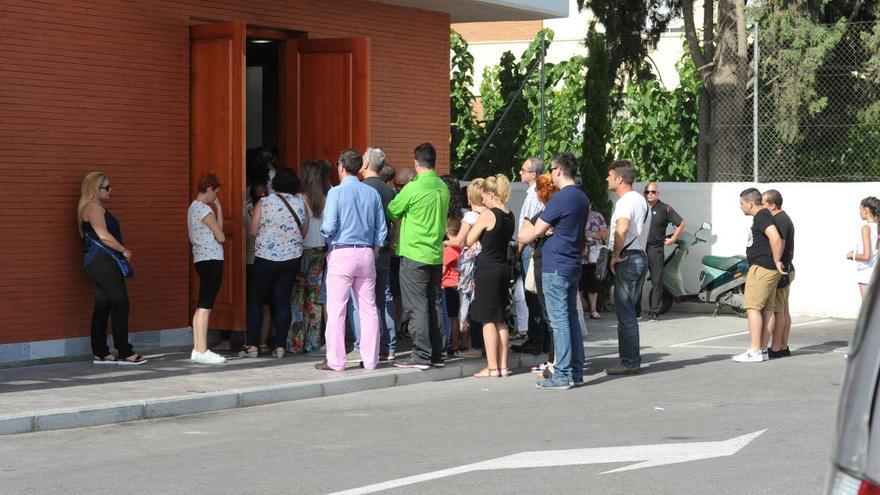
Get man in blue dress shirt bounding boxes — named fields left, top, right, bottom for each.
left=317, top=149, right=388, bottom=371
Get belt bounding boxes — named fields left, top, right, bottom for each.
left=331, top=244, right=371, bottom=251
left=621, top=249, right=646, bottom=255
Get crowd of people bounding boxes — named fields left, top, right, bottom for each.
left=79, top=146, right=842, bottom=385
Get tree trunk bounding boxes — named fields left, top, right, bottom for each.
left=683, top=0, right=715, bottom=181
left=707, top=0, right=751, bottom=181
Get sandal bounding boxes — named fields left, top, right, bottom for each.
left=499, top=368, right=511, bottom=377
left=273, top=347, right=285, bottom=359
left=118, top=354, right=147, bottom=366
left=92, top=354, right=117, bottom=365
left=473, top=368, right=499, bottom=378
left=258, top=344, right=270, bottom=355
left=239, top=346, right=258, bottom=358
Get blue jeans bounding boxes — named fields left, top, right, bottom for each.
left=613, top=251, right=648, bottom=368
left=541, top=270, right=584, bottom=382
left=375, top=251, right=397, bottom=354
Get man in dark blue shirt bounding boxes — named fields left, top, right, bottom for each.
left=519, top=152, right=588, bottom=390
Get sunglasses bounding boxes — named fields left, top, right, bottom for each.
left=644, top=190, right=657, bottom=195
left=99, top=184, right=112, bottom=191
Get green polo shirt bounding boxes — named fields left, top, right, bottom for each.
left=387, top=170, right=450, bottom=265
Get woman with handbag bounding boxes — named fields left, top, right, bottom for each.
left=78, top=172, right=146, bottom=365
left=187, top=172, right=227, bottom=365
left=581, top=201, right=608, bottom=319
left=520, top=173, right=559, bottom=375
left=241, top=167, right=308, bottom=359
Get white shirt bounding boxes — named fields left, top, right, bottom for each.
left=518, top=184, right=544, bottom=232
left=609, top=190, right=649, bottom=252
left=188, top=201, right=224, bottom=262
left=302, top=200, right=325, bottom=249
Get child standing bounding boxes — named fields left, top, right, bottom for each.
left=443, top=218, right=463, bottom=354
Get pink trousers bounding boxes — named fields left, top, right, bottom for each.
left=325, top=247, right=380, bottom=371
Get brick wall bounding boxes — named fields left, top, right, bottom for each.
left=452, top=20, right=542, bottom=43
left=0, top=0, right=450, bottom=344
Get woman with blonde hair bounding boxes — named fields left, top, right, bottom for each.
left=467, top=174, right=515, bottom=377
left=78, top=172, right=146, bottom=364
left=452, top=178, right=486, bottom=355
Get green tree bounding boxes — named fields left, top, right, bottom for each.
left=582, top=28, right=612, bottom=218
left=450, top=29, right=481, bottom=170
left=611, top=50, right=701, bottom=182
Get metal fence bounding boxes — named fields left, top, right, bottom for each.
left=714, top=20, right=880, bottom=182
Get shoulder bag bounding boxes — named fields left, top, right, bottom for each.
left=276, top=193, right=304, bottom=236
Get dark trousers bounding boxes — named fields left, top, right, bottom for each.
left=84, top=251, right=133, bottom=359
left=247, top=257, right=300, bottom=348
left=399, top=257, right=443, bottom=363
left=646, top=245, right=665, bottom=314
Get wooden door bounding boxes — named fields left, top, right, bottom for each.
left=190, top=22, right=246, bottom=330
left=280, top=38, right=370, bottom=177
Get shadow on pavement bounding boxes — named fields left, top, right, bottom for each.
left=581, top=352, right=731, bottom=387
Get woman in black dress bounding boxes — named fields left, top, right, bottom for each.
left=466, top=174, right=515, bottom=377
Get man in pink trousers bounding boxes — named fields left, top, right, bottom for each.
left=316, top=148, right=388, bottom=371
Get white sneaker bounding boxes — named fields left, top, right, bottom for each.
left=190, top=349, right=201, bottom=361
left=194, top=350, right=226, bottom=364
left=732, top=349, right=767, bottom=362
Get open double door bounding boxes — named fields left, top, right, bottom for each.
left=190, top=21, right=370, bottom=330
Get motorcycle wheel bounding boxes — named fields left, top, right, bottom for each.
left=659, top=289, right=674, bottom=315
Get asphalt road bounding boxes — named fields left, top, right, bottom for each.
left=0, top=315, right=852, bottom=495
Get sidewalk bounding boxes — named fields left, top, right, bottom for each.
left=0, top=344, right=562, bottom=436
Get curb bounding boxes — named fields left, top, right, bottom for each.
left=0, top=352, right=552, bottom=436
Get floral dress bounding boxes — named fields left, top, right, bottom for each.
left=582, top=211, right=607, bottom=265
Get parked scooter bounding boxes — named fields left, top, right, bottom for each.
left=656, top=222, right=750, bottom=315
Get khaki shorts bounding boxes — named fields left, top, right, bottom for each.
left=743, top=265, right=781, bottom=311
left=765, top=270, right=795, bottom=314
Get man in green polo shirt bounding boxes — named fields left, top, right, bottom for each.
left=388, top=143, right=450, bottom=369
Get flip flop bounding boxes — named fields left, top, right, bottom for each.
left=118, top=354, right=147, bottom=365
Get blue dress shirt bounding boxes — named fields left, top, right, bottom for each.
left=321, top=176, right=388, bottom=248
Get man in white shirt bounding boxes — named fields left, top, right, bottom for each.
left=606, top=160, right=650, bottom=375
left=512, top=157, right=550, bottom=355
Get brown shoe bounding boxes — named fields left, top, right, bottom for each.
left=605, top=364, right=640, bottom=376
left=314, top=359, right=334, bottom=371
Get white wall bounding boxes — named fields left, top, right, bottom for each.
left=506, top=181, right=880, bottom=318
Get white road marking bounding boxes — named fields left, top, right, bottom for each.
left=790, top=318, right=832, bottom=328
left=669, top=319, right=832, bottom=349
left=670, top=331, right=748, bottom=347
left=326, top=430, right=766, bottom=495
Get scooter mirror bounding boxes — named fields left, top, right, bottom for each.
left=701, top=222, right=712, bottom=231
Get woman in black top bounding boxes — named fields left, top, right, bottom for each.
left=467, top=174, right=515, bottom=377
left=78, top=172, right=146, bottom=365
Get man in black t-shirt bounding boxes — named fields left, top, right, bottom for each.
left=733, top=188, right=786, bottom=363
left=642, top=183, right=685, bottom=320
left=761, top=189, right=795, bottom=358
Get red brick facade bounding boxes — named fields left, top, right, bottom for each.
left=0, top=0, right=451, bottom=344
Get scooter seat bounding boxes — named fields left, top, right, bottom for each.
left=702, top=255, right=746, bottom=271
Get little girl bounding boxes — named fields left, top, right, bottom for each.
left=847, top=196, right=880, bottom=298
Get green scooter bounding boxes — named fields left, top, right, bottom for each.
left=657, top=222, right=750, bottom=315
